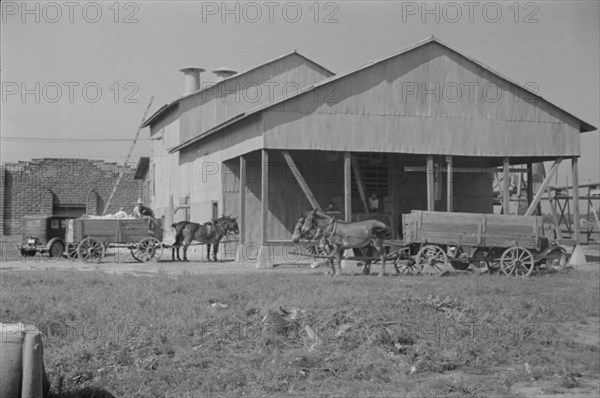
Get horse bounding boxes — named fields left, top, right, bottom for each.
left=178, top=215, right=239, bottom=262
left=300, top=208, right=395, bottom=276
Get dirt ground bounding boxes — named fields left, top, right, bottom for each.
left=0, top=244, right=598, bottom=277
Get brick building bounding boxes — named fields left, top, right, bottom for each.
left=0, top=158, right=142, bottom=236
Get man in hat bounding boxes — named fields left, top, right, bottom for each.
left=133, top=199, right=155, bottom=219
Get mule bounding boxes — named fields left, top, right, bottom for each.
left=171, top=221, right=191, bottom=261
left=178, top=216, right=239, bottom=262
left=301, top=208, right=394, bottom=276
left=291, top=214, right=332, bottom=269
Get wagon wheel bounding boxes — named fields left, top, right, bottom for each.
left=397, top=258, right=423, bottom=275
left=131, top=237, right=163, bottom=262
left=500, top=246, right=534, bottom=277
left=416, top=245, right=449, bottom=276
left=65, top=243, right=78, bottom=260
left=77, top=237, right=106, bottom=263
left=544, top=250, right=568, bottom=272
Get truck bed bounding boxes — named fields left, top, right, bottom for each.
left=66, top=218, right=162, bottom=244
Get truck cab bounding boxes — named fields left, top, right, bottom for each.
left=19, top=215, right=72, bottom=257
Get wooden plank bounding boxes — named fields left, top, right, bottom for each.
left=419, top=223, right=479, bottom=233
left=446, top=156, right=453, bottom=212
left=350, top=156, right=369, bottom=212
left=485, top=224, right=538, bottom=236
left=344, top=152, right=351, bottom=222
left=483, top=235, right=538, bottom=249
left=282, top=150, right=321, bottom=211
left=503, top=157, right=510, bottom=214
left=426, top=156, right=434, bottom=211
left=525, top=158, right=562, bottom=216
left=572, top=157, right=580, bottom=243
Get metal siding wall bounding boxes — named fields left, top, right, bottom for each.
left=150, top=118, right=180, bottom=227
left=188, top=152, right=222, bottom=222
left=263, top=43, right=581, bottom=157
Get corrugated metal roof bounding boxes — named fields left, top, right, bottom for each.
left=169, top=36, right=596, bottom=154
left=143, top=51, right=334, bottom=128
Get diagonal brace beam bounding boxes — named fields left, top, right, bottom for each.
left=350, top=156, right=369, bottom=213
left=525, top=158, right=562, bottom=216
left=282, top=151, right=321, bottom=211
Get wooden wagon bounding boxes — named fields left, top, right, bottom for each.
left=65, top=218, right=164, bottom=263
left=399, top=210, right=568, bottom=277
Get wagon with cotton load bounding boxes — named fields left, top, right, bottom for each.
left=398, top=210, right=568, bottom=276
left=65, top=217, right=164, bottom=262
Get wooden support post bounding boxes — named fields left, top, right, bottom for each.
left=516, top=164, right=523, bottom=198
left=503, top=157, right=510, bottom=215
left=426, top=155, right=434, bottom=211
left=282, top=151, right=321, bottom=211
left=344, top=152, right=352, bottom=222
left=236, top=155, right=246, bottom=262
left=391, top=156, right=400, bottom=239
left=572, top=157, right=580, bottom=244
left=546, top=188, right=563, bottom=239
left=527, top=163, right=533, bottom=207
left=446, top=156, right=453, bottom=212
left=525, top=158, right=562, bottom=216
left=350, top=156, right=369, bottom=212
left=258, top=149, right=272, bottom=268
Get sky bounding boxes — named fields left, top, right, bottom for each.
left=1, top=0, right=599, bottom=185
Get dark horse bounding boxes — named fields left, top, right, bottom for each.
left=173, top=216, right=239, bottom=262
left=300, top=208, right=394, bottom=276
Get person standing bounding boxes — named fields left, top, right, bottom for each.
left=368, top=193, right=380, bottom=213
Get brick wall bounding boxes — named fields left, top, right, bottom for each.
left=1, top=158, right=142, bottom=236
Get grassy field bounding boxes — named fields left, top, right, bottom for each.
left=1, top=266, right=599, bottom=398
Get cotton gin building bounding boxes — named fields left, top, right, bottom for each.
left=141, top=37, right=596, bottom=266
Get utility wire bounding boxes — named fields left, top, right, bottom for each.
left=1, top=137, right=154, bottom=142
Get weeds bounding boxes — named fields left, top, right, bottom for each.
left=1, top=268, right=598, bottom=397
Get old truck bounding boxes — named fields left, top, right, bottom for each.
left=18, top=215, right=72, bottom=258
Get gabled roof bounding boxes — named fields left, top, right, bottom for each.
left=169, top=36, right=596, bottom=154
left=142, top=51, right=334, bottom=128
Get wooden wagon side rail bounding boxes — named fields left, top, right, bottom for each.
left=403, top=211, right=544, bottom=250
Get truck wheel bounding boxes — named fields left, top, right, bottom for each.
left=48, top=241, right=64, bottom=258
